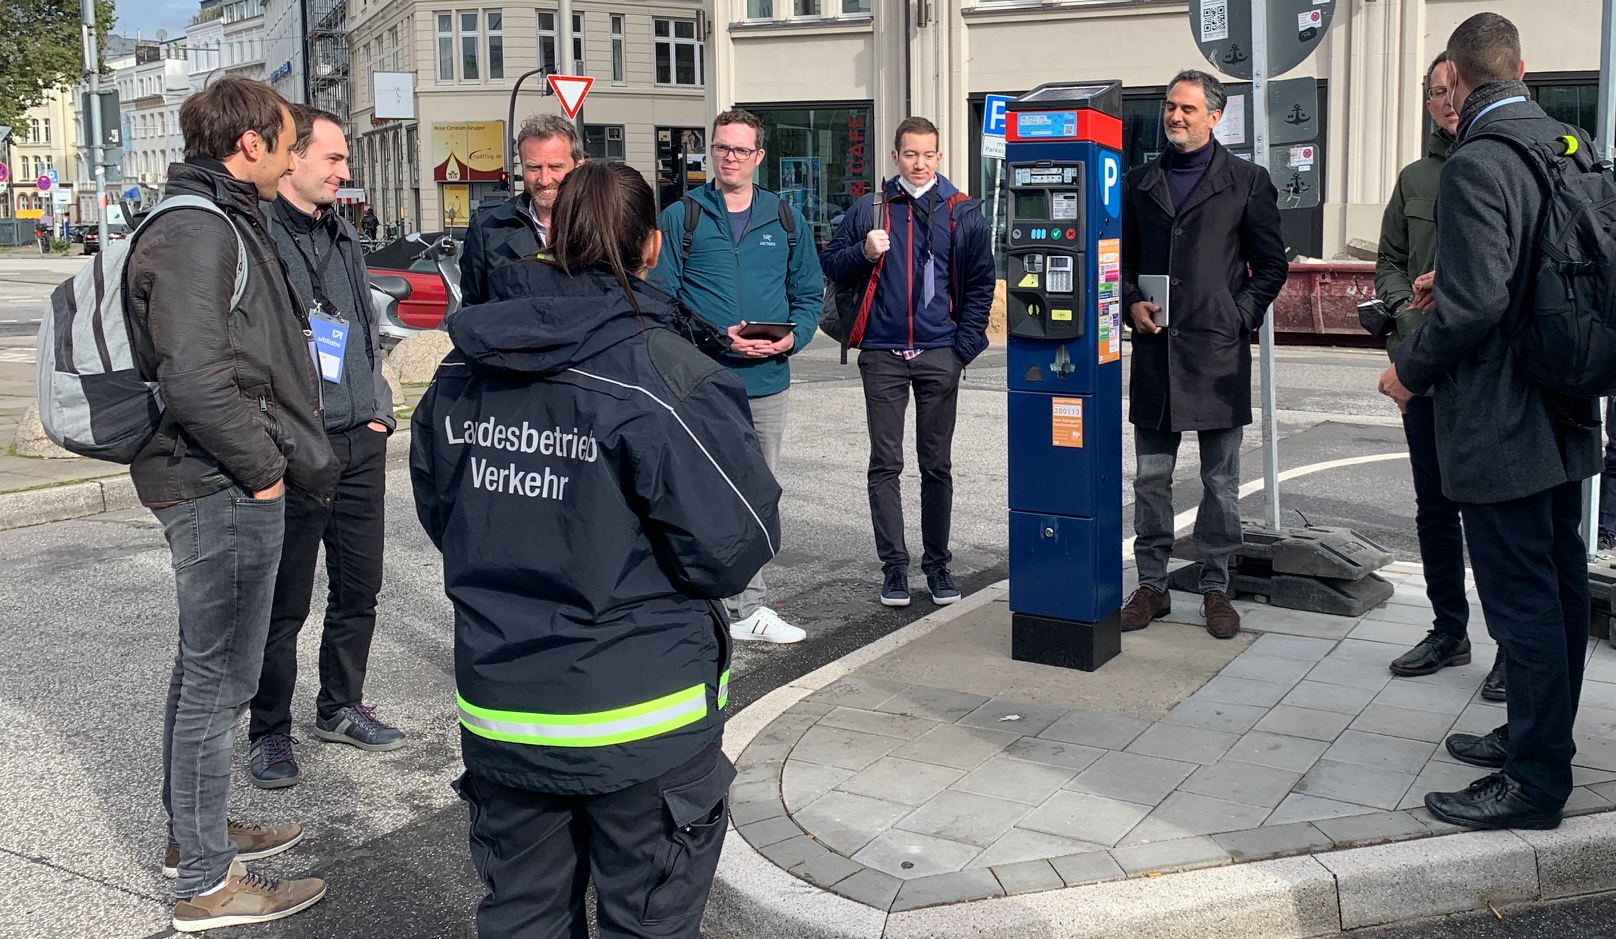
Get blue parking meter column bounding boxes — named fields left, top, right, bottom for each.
left=1003, top=81, right=1126, bottom=671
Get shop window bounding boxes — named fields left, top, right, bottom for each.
left=743, top=103, right=874, bottom=247
left=585, top=124, right=625, bottom=161
left=1530, top=81, right=1597, bottom=136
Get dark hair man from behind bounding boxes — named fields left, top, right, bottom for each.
left=1382, top=11, right=1596, bottom=832
left=412, top=140, right=779, bottom=939
left=126, top=74, right=336, bottom=929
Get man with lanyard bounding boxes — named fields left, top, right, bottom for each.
left=251, top=104, right=404, bottom=790
left=459, top=114, right=585, bottom=308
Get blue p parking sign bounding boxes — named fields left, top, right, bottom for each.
left=982, top=95, right=1012, bottom=138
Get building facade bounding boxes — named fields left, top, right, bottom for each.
left=112, top=41, right=193, bottom=208
left=348, top=0, right=708, bottom=235
left=3, top=87, right=83, bottom=228
left=709, top=0, right=1604, bottom=257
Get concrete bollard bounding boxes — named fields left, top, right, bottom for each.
left=12, top=403, right=79, bottom=459
left=388, top=330, right=455, bottom=384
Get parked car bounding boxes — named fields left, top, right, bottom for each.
left=76, top=222, right=131, bottom=256
left=365, top=232, right=463, bottom=342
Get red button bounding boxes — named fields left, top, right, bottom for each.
left=1066, top=228, right=1077, bottom=239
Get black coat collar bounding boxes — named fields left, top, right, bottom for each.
left=1136, top=140, right=1234, bottom=217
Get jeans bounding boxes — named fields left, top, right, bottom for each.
left=251, top=425, right=388, bottom=739
left=1462, top=479, right=1589, bottom=809
left=1133, top=425, right=1243, bottom=593
left=155, top=485, right=287, bottom=897
left=457, top=744, right=734, bottom=939
left=725, top=390, right=787, bottom=621
left=1600, top=398, right=1616, bottom=544
left=857, top=348, right=963, bottom=575
left=1402, top=395, right=1471, bottom=639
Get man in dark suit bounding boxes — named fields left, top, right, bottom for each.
left=1381, top=12, right=1599, bottom=830
left=1119, top=69, right=1289, bottom=640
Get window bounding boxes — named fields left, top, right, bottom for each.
left=29, top=119, right=40, bottom=141
left=654, top=18, right=702, bottom=87
left=391, top=24, right=403, bottom=69
left=610, top=15, right=624, bottom=84
left=572, top=13, right=583, bottom=72
left=584, top=124, right=624, bottom=161
left=794, top=0, right=818, bottom=13
left=487, top=10, right=503, bottom=80
left=842, top=0, right=869, bottom=12
left=1530, top=82, right=1597, bottom=137
left=747, top=0, right=773, bottom=16
left=437, top=12, right=454, bottom=79
left=43, top=120, right=51, bottom=143
left=537, top=11, right=557, bottom=73
left=461, top=11, right=481, bottom=80
left=744, top=104, right=873, bottom=247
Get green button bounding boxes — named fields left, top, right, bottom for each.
left=1049, top=228, right=1062, bottom=240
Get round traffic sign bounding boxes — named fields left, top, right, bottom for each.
left=36, top=175, right=52, bottom=192
left=1190, top=0, right=1337, bottom=81
left=0, top=162, right=8, bottom=184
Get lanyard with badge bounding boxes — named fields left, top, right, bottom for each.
left=909, top=190, right=940, bottom=306
left=285, top=220, right=351, bottom=385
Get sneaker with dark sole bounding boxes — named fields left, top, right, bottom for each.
left=925, top=568, right=961, bottom=606
left=312, top=703, right=407, bottom=752
left=249, top=734, right=301, bottom=790
left=163, top=820, right=304, bottom=878
left=881, top=569, right=911, bottom=608
left=171, top=860, right=326, bottom=932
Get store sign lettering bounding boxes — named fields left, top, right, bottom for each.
left=847, top=112, right=868, bottom=198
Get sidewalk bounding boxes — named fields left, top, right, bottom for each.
left=710, top=566, right=1616, bottom=938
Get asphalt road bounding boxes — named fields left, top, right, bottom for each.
left=1358, top=893, right=1616, bottom=939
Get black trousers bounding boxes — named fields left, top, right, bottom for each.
left=250, top=425, right=388, bottom=741
left=1401, top=396, right=1471, bottom=639
left=457, top=744, right=735, bottom=939
left=857, top=347, right=963, bottom=574
left=1461, top=479, right=1589, bottom=808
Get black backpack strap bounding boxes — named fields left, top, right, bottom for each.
left=776, top=198, right=797, bottom=252
left=679, top=195, right=701, bottom=266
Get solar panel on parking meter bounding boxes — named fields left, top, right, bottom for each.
left=1191, top=0, right=1335, bottom=81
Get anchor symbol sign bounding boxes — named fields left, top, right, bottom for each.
left=1285, top=104, right=1311, bottom=125
left=1222, top=44, right=1248, bottom=65
left=1287, top=174, right=1311, bottom=196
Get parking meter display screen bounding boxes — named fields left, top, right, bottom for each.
left=1014, top=191, right=1048, bottom=221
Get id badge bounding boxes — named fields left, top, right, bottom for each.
left=308, top=310, right=349, bottom=384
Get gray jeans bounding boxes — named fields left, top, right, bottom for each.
left=155, top=485, right=286, bottom=897
left=726, top=389, right=787, bottom=620
left=1133, top=425, right=1243, bottom=594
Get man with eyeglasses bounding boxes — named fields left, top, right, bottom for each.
left=651, top=108, right=823, bottom=645
left=822, top=116, right=995, bottom=609
left=1374, top=54, right=1506, bottom=699
left=460, top=114, right=585, bottom=308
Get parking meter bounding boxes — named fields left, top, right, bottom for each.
left=1004, top=81, right=1125, bottom=671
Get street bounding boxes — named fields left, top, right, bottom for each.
left=3, top=252, right=1603, bottom=937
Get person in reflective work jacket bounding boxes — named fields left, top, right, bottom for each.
left=410, top=160, right=781, bottom=939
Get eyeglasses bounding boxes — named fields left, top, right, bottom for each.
left=1426, top=86, right=1450, bottom=101
left=710, top=144, right=760, bottom=160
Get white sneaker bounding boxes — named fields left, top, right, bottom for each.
left=730, top=607, right=807, bottom=644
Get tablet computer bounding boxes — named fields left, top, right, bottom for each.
left=737, top=321, right=795, bottom=341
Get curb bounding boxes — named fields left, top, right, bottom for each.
left=704, top=582, right=1616, bottom=939
left=0, top=429, right=414, bottom=532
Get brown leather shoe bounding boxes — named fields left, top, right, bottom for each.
left=172, top=860, right=326, bottom=932
left=1121, top=586, right=1171, bottom=631
left=1202, top=591, right=1241, bottom=639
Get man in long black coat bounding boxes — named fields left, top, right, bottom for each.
left=1119, top=69, right=1288, bottom=640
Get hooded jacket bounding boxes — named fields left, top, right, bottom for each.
left=126, top=159, right=338, bottom=504
left=459, top=192, right=545, bottom=308
left=410, top=260, right=781, bottom=794
left=821, top=174, right=995, bottom=363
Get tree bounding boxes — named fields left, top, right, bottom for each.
left=0, top=0, right=116, bottom=134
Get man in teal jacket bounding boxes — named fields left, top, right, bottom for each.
left=651, top=108, right=822, bottom=645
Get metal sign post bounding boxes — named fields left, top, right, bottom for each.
left=82, top=0, right=107, bottom=249
left=982, top=94, right=1011, bottom=269
left=1250, top=0, right=1281, bottom=530
left=1587, top=0, right=1616, bottom=560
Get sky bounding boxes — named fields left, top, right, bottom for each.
left=110, top=0, right=198, bottom=41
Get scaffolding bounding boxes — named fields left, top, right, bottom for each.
left=305, top=0, right=349, bottom=126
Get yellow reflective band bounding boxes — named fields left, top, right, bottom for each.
left=457, top=684, right=708, bottom=747
left=1562, top=135, right=1580, bottom=156
left=719, top=670, right=731, bottom=710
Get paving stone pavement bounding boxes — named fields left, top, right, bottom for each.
left=732, top=565, right=1616, bottom=912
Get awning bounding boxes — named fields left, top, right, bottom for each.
left=335, top=187, right=366, bottom=205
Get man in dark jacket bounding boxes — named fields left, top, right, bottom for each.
left=1375, top=55, right=1506, bottom=699
left=1382, top=12, right=1600, bottom=830
left=458, top=114, right=584, bottom=307
left=1119, top=69, right=1288, bottom=639
left=126, top=76, right=333, bottom=930
left=250, top=105, right=404, bottom=790
left=822, top=116, right=994, bottom=609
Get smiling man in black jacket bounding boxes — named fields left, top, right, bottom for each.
left=1382, top=13, right=1600, bottom=831
left=126, top=76, right=335, bottom=931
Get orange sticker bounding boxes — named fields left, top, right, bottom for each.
left=1052, top=397, right=1084, bottom=448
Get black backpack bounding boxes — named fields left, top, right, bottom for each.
left=1476, top=126, right=1616, bottom=397
left=672, top=194, right=798, bottom=358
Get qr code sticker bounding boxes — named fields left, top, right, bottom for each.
left=1200, top=0, right=1229, bottom=42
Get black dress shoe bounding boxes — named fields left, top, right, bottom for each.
left=1424, top=772, right=1561, bottom=830
left=1446, top=726, right=1508, bottom=768
left=1389, top=630, right=1472, bottom=676
left=1481, top=651, right=1507, bottom=702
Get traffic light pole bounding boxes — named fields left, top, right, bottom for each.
left=82, top=0, right=108, bottom=249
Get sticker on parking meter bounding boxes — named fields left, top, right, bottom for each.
left=1052, top=398, right=1084, bottom=449
left=1097, top=238, right=1122, bottom=365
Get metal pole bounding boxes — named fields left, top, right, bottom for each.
left=557, top=0, right=583, bottom=138
left=83, top=0, right=107, bottom=249
left=1589, top=0, right=1615, bottom=559
left=1252, top=0, right=1280, bottom=530
left=506, top=67, right=550, bottom=189
left=989, top=157, right=1004, bottom=269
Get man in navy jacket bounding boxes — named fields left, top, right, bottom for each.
left=822, top=116, right=994, bottom=609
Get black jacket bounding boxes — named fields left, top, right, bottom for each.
left=410, top=260, right=780, bottom=795
left=1394, top=91, right=1602, bottom=504
left=1121, top=141, right=1289, bottom=431
left=459, top=193, right=544, bottom=308
left=126, top=160, right=338, bottom=504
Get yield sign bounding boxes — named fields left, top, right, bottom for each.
left=547, top=74, right=594, bottom=119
